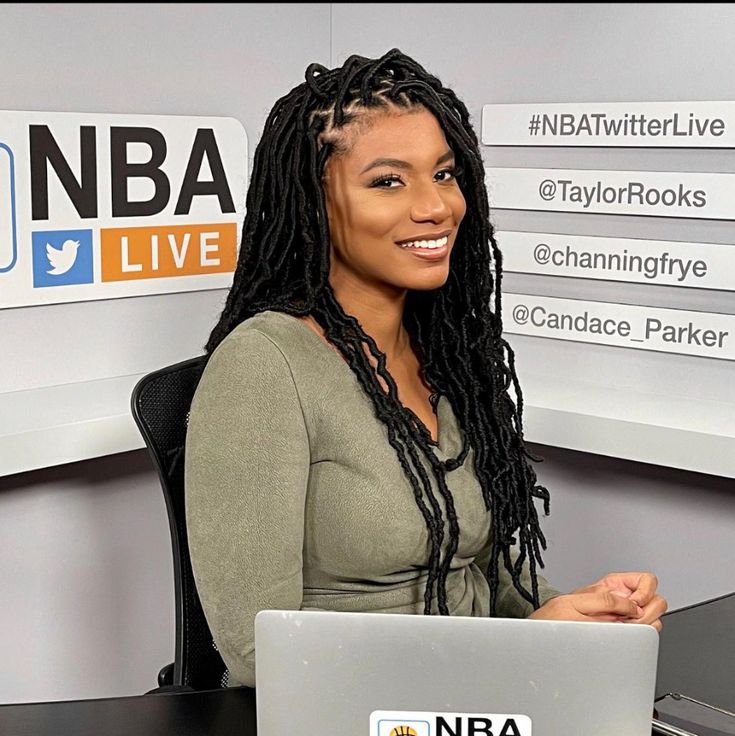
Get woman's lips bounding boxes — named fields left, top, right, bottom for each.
left=396, top=234, right=450, bottom=260
left=400, top=244, right=449, bottom=260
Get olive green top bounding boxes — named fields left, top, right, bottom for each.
left=184, top=309, right=562, bottom=688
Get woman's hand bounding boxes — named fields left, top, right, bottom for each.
left=528, top=571, right=667, bottom=632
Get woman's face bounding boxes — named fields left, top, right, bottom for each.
left=321, top=107, right=467, bottom=298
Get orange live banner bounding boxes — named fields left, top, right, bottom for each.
left=101, top=223, right=237, bottom=281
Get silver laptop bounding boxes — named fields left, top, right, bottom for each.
left=255, top=609, right=659, bottom=736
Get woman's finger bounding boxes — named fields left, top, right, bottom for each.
left=626, top=594, right=668, bottom=625
left=627, top=573, right=659, bottom=607
left=573, top=591, right=640, bottom=618
left=600, top=571, right=658, bottom=605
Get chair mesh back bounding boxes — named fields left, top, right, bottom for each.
left=132, top=355, right=229, bottom=690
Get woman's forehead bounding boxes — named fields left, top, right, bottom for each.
left=336, top=109, right=450, bottom=170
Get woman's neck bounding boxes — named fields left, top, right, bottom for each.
left=330, top=278, right=410, bottom=364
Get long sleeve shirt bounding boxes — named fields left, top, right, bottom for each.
left=184, top=309, right=562, bottom=688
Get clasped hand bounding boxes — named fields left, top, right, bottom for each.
left=528, top=572, right=668, bottom=632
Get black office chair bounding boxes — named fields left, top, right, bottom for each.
left=131, top=355, right=231, bottom=692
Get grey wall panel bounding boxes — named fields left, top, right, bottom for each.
left=0, top=450, right=171, bottom=703
left=528, top=442, right=735, bottom=607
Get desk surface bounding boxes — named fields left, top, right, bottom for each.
left=655, top=591, right=735, bottom=710
left=1, top=593, right=732, bottom=736
left=0, top=687, right=257, bottom=736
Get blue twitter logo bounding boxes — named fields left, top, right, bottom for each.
left=32, top=229, right=94, bottom=287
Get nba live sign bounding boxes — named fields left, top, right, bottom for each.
left=0, top=110, right=248, bottom=309
left=370, top=710, right=532, bottom=735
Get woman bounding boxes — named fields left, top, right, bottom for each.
left=184, top=49, right=666, bottom=689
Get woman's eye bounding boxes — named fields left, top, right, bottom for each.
left=369, top=173, right=402, bottom=188
left=437, top=166, right=463, bottom=182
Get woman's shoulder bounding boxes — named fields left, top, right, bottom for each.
left=201, top=310, right=323, bottom=392
left=191, top=312, right=306, bottom=414
left=210, top=310, right=306, bottom=360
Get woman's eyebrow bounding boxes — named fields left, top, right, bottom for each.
left=360, top=149, right=455, bottom=175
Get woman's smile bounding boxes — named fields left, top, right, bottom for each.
left=396, top=233, right=452, bottom=260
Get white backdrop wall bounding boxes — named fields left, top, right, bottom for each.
left=1, top=2, right=733, bottom=704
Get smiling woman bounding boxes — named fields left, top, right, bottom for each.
left=323, top=108, right=465, bottom=286
left=183, top=48, right=666, bottom=689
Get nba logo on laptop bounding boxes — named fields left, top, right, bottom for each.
left=32, top=229, right=94, bottom=287
left=376, top=720, right=430, bottom=736
left=372, top=711, right=531, bottom=735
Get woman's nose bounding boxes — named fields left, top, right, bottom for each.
left=410, top=182, right=452, bottom=222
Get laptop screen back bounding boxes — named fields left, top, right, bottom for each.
left=255, top=609, right=659, bottom=736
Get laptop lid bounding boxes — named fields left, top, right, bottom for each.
left=255, top=609, right=659, bottom=736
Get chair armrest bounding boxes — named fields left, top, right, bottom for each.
left=145, top=663, right=197, bottom=694
left=158, top=662, right=174, bottom=688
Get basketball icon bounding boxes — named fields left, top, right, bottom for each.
left=371, top=712, right=430, bottom=736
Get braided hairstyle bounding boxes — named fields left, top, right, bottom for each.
left=205, top=48, right=551, bottom=616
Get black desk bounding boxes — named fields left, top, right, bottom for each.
left=0, top=687, right=257, bottom=736
left=655, top=592, right=735, bottom=711
left=1, top=593, right=732, bottom=736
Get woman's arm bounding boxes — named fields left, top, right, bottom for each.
left=474, top=542, right=564, bottom=618
left=184, top=327, right=311, bottom=688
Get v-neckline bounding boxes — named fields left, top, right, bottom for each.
left=270, top=310, right=445, bottom=449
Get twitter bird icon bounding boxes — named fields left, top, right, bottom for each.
left=32, top=229, right=93, bottom=287
left=46, top=238, right=80, bottom=275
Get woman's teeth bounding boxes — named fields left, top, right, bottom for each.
left=399, top=235, right=449, bottom=249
